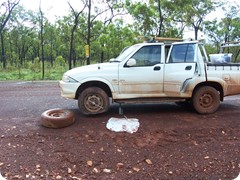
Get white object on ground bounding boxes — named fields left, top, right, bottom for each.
left=0, top=173, right=6, bottom=180
left=106, top=117, right=140, bottom=134
left=234, top=173, right=240, bottom=180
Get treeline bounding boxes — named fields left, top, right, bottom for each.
left=0, top=0, right=240, bottom=79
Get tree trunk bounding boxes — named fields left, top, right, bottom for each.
left=194, top=26, right=199, bottom=40
left=1, top=32, right=6, bottom=69
left=69, top=28, right=75, bottom=69
left=50, top=42, right=53, bottom=67
left=157, top=0, right=163, bottom=37
left=39, top=7, right=45, bottom=80
left=87, top=0, right=91, bottom=65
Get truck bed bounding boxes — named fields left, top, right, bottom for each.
left=206, top=62, right=240, bottom=70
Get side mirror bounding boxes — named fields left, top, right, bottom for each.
left=126, top=58, right=136, bottom=67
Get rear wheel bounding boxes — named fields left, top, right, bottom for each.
left=192, top=86, right=220, bottom=114
left=78, top=87, right=109, bottom=115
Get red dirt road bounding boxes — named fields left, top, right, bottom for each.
left=0, top=81, right=239, bottom=179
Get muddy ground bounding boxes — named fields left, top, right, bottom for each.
left=0, top=81, right=239, bottom=180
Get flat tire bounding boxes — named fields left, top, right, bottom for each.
left=78, top=87, right=109, bottom=115
left=41, top=109, right=75, bottom=128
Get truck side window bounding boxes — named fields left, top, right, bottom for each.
left=131, top=45, right=161, bottom=66
left=169, top=44, right=195, bottom=63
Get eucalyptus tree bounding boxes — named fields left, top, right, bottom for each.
left=97, top=19, right=136, bottom=62
left=204, top=1, right=240, bottom=61
left=126, top=0, right=181, bottom=38
left=67, top=1, right=86, bottom=69
left=170, top=0, right=216, bottom=40
left=8, top=5, right=39, bottom=66
left=203, top=19, right=222, bottom=52
left=84, top=0, right=126, bottom=65
left=39, top=1, right=45, bottom=79
left=55, top=16, right=71, bottom=62
left=44, top=21, right=57, bottom=67
left=0, top=0, right=20, bottom=68
left=220, top=2, right=240, bottom=42
left=126, top=1, right=155, bottom=35
left=219, top=2, right=240, bottom=62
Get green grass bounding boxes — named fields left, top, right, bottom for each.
left=0, top=63, right=68, bottom=81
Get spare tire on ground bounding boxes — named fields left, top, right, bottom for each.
left=41, top=109, right=75, bottom=128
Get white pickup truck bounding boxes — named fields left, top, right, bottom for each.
left=59, top=40, right=240, bottom=115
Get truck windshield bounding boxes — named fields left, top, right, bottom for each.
left=114, top=44, right=140, bottom=62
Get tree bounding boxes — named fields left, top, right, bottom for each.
left=85, top=0, right=127, bottom=65
left=8, top=6, right=38, bottom=65
left=204, top=1, right=240, bottom=61
left=220, top=2, right=240, bottom=62
left=171, top=0, right=216, bottom=40
left=68, top=1, right=86, bottom=69
left=127, top=2, right=155, bottom=35
left=203, top=19, right=223, bottom=52
left=126, top=0, right=181, bottom=38
left=0, top=0, right=20, bottom=68
left=39, top=0, right=45, bottom=79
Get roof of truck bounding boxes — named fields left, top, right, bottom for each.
left=138, top=36, right=200, bottom=45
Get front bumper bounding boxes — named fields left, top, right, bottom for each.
left=59, top=80, right=81, bottom=99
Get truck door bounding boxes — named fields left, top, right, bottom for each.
left=164, top=43, right=197, bottom=95
left=118, top=45, right=164, bottom=97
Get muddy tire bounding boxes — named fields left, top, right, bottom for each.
left=78, top=87, right=109, bottom=115
left=192, top=86, right=220, bottom=114
left=41, top=109, right=75, bottom=128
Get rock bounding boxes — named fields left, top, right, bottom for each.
left=133, top=167, right=140, bottom=172
left=93, top=168, right=99, bottom=173
left=103, top=169, right=111, bottom=173
left=36, top=148, right=44, bottom=156
left=145, top=159, right=152, bottom=165
left=56, top=175, right=62, bottom=179
left=87, top=160, right=93, bottom=167
left=116, top=163, right=124, bottom=170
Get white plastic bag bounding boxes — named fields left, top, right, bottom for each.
left=106, top=117, right=140, bottom=134
left=0, top=173, right=6, bottom=180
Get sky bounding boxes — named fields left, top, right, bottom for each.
left=17, top=0, right=240, bottom=21
left=19, top=0, right=80, bottom=20
left=2, top=0, right=239, bottom=39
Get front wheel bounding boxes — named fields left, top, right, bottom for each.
left=192, top=86, right=220, bottom=114
left=78, top=87, right=109, bottom=115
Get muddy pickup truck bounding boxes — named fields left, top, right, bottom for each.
left=59, top=40, right=240, bottom=115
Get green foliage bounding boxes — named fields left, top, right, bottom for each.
left=55, top=56, right=65, bottom=67
left=30, top=57, right=41, bottom=73
left=1, top=0, right=240, bottom=81
left=0, top=61, right=67, bottom=80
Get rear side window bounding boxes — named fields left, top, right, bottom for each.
left=169, top=44, right=195, bottom=63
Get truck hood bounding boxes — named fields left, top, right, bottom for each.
left=65, top=62, right=119, bottom=81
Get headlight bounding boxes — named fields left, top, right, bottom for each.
left=62, top=74, right=78, bottom=83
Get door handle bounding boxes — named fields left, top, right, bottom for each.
left=185, top=65, right=192, bottom=70
left=154, top=66, right=161, bottom=71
